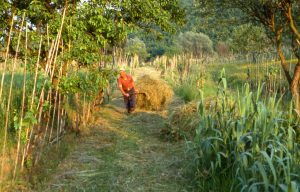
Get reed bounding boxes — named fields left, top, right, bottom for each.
left=186, top=77, right=300, bottom=191
left=13, top=20, right=28, bottom=180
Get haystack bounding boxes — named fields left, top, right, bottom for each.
left=136, top=75, right=173, bottom=111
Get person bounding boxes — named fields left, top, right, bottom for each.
left=117, top=68, right=138, bottom=113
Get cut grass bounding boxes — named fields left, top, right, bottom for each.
left=38, top=91, right=192, bottom=192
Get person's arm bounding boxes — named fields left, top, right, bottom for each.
left=118, top=79, right=129, bottom=97
left=132, top=79, right=138, bottom=93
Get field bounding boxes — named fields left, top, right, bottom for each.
left=156, top=55, right=300, bottom=191
left=1, top=1, right=300, bottom=191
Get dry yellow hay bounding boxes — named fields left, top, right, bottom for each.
left=161, top=101, right=200, bottom=141
left=161, top=97, right=232, bottom=141
left=136, top=75, right=173, bottom=111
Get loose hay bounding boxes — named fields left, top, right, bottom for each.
left=136, top=75, right=173, bottom=111
left=161, top=102, right=200, bottom=141
left=161, top=97, right=228, bottom=141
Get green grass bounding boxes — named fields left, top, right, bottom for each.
left=0, top=73, right=25, bottom=145
left=164, top=58, right=295, bottom=105
left=37, top=99, right=192, bottom=191
left=160, top=58, right=300, bottom=190
left=175, top=84, right=199, bottom=102
left=186, top=81, right=300, bottom=191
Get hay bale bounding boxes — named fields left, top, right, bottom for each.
left=161, top=102, right=200, bottom=141
left=136, top=75, right=173, bottom=110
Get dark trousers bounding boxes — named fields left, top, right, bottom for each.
left=124, top=88, right=136, bottom=113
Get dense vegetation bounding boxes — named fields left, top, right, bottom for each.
left=0, top=0, right=299, bottom=191
left=0, top=0, right=184, bottom=189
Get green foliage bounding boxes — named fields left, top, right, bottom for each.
left=175, top=84, right=199, bottom=102
left=128, top=30, right=183, bottom=59
left=59, top=68, right=118, bottom=99
left=124, top=38, right=149, bottom=61
left=177, top=31, right=213, bottom=57
left=0, top=0, right=185, bottom=66
left=187, top=80, right=300, bottom=191
left=13, top=109, right=38, bottom=144
left=229, top=24, right=271, bottom=54
left=182, top=0, right=246, bottom=43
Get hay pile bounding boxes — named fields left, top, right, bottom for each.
left=161, top=102, right=201, bottom=141
left=161, top=97, right=228, bottom=141
left=136, top=75, right=173, bottom=111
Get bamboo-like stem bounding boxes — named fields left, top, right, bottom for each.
left=48, top=8, right=67, bottom=142
left=48, top=37, right=63, bottom=142
left=0, top=13, right=15, bottom=103
left=45, top=41, right=55, bottom=75
left=59, top=106, right=65, bottom=135
left=46, top=24, right=50, bottom=48
left=37, top=91, right=45, bottom=133
left=30, top=36, right=56, bottom=165
left=56, top=93, right=61, bottom=144
left=49, top=90, right=58, bottom=142
left=35, top=35, right=58, bottom=164
left=23, top=8, right=66, bottom=167
left=87, top=102, right=91, bottom=124
left=44, top=91, right=52, bottom=141
left=0, top=12, right=25, bottom=182
left=48, top=50, right=60, bottom=142
left=33, top=93, right=44, bottom=166
left=36, top=37, right=56, bottom=112
left=13, top=21, right=28, bottom=180
left=30, top=37, right=43, bottom=110
left=20, top=36, right=43, bottom=171
left=83, top=93, right=86, bottom=126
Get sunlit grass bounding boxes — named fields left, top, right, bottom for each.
left=186, top=80, right=300, bottom=191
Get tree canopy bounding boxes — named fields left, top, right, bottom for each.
left=0, top=0, right=185, bottom=65
left=177, top=31, right=213, bottom=58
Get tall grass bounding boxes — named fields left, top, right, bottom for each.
left=153, top=53, right=297, bottom=103
left=186, top=78, right=300, bottom=191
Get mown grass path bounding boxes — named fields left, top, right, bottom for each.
left=41, top=69, right=191, bottom=192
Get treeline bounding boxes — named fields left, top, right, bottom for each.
left=128, top=0, right=297, bottom=63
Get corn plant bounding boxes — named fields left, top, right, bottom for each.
left=187, top=71, right=300, bottom=191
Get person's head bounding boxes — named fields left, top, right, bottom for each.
left=119, top=67, right=126, bottom=78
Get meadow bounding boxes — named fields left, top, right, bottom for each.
left=156, top=54, right=300, bottom=191
left=0, top=1, right=299, bottom=191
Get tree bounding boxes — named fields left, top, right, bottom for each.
left=215, top=41, right=230, bottom=58
left=177, top=31, right=213, bottom=58
left=124, top=37, right=149, bottom=62
left=196, top=0, right=300, bottom=108
left=0, top=0, right=185, bottom=66
left=229, top=24, right=272, bottom=62
left=181, top=0, right=246, bottom=44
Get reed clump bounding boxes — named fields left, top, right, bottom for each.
left=187, top=82, right=300, bottom=191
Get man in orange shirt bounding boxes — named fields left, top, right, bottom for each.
left=118, top=68, right=138, bottom=113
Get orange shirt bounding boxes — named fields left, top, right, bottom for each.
left=118, top=75, right=134, bottom=91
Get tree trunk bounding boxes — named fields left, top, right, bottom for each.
left=291, top=59, right=300, bottom=111
left=276, top=31, right=292, bottom=85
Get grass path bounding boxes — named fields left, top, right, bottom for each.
left=40, top=68, right=191, bottom=192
